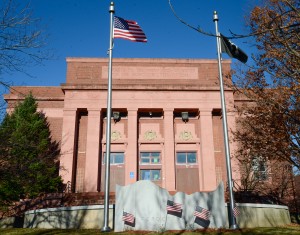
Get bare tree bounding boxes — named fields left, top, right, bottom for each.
left=0, top=0, right=49, bottom=76
left=231, top=0, right=300, bottom=172
left=228, top=0, right=299, bottom=211
left=169, top=0, right=299, bottom=208
left=0, top=0, right=50, bottom=120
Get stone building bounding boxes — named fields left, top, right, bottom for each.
left=4, top=58, right=240, bottom=194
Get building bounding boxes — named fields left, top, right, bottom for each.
left=4, top=58, right=241, bottom=194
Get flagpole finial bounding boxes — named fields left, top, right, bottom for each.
left=109, top=2, right=115, bottom=13
left=213, top=11, right=218, bottom=22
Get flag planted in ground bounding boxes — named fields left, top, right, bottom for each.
left=194, top=205, right=211, bottom=228
left=166, top=200, right=182, bottom=213
left=123, top=211, right=135, bottom=226
left=166, top=199, right=183, bottom=217
left=114, top=16, right=147, bottom=42
left=233, top=204, right=240, bottom=218
left=194, top=205, right=211, bottom=220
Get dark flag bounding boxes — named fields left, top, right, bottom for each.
left=194, top=206, right=211, bottom=228
left=220, top=34, right=248, bottom=63
left=114, top=16, right=147, bottom=42
left=233, top=205, right=240, bottom=218
left=122, top=211, right=135, bottom=227
left=166, top=200, right=182, bottom=217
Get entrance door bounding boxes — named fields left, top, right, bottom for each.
left=138, top=152, right=162, bottom=187
left=175, top=152, right=200, bottom=193
left=101, top=152, right=125, bottom=192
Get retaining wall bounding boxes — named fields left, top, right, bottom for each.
left=226, top=203, right=291, bottom=228
left=0, top=203, right=290, bottom=229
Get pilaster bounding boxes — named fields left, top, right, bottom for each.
left=60, top=109, right=77, bottom=185
left=125, top=109, right=138, bottom=184
left=227, top=113, right=240, bottom=184
left=199, top=110, right=217, bottom=191
left=84, top=109, right=101, bottom=192
left=164, top=109, right=175, bottom=191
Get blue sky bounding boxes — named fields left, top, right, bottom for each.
left=3, top=0, right=257, bottom=88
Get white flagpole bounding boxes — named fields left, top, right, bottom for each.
left=101, top=1, right=114, bottom=232
left=213, top=11, right=238, bottom=229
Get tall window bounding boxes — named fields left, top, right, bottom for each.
left=103, top=152, right=124, bottom=164
left=252, top=156, right=268, bottom=181
left=176, top=152, right=197, bottom=164
left=139, top=152, right=161, bottom=182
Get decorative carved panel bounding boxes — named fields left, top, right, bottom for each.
left=179, top=130, right=193, bottom=141
left=111, top=131, right=122, bottom=141
left=144, top=130, right=157, bottom=141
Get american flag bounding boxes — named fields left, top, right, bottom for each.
left=194, top=206, right=211, bottom=221
left=166, top=200, right=182, bottom=213
left=122, top=211, right=135, bottom=224
left=233, top=205, right=240, bottom=218
left=114, top=16, right=147, bottom=42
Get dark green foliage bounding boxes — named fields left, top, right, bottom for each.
left=0, top=93, right=62, bottom=204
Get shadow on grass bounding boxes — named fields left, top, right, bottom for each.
left=0, top=226, right=299, bottom=235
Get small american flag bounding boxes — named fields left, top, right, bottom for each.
left=194, top=206, right=211, bottom=220
left=233, top=205, right=240, bottom=218
left=166, top=200, right=182, bottom=213
left=114, top=16, right=147, bottom=42
left=122, top=211, right=135, bottom=224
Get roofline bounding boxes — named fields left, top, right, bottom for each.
left=66, top=57, right=232, bottom=64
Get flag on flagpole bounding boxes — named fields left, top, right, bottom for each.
left=166, top=200, right=182, bottom=214
left=220, top=34, right=248, bottom=63
left=114, top=16, right=147, bottom=42
left=122, top=211, right=135, bottom=225
left=193, top=205, right=211, bottom=228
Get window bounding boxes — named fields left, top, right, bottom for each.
left=140, top=152, right=161, bottom=164
left=252, top=157, right=268, bottom=180
left=139, top=152, right=161, bottom=184
left=176, top=152, right=197, bottom=164
left=103, top=152, right=124, bottom=164
left=140, top=169, right=161, bottom=181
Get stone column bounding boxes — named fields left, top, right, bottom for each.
left=199, top=110, right=217, bottom=191
left=125, top=109, right=138, bottom=185
left=84, top=109, right=101, bottom=192
left=227, top=113, right=240, bottom=183
left=164, top=109, right=176, bottom=191
left=60, top=109, right=77, bottom=186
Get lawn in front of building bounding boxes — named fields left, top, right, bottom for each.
left=0, top=225, right=300, bottom=235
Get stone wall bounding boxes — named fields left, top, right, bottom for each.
left=0, top=201, right=291, bottom=229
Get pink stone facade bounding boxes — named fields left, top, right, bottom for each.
left=4, top=58, right=240, bottom=194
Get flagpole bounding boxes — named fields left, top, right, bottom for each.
left=102, top=1, right=114, bottom=232
left=213, top=11, right=238, bottom=229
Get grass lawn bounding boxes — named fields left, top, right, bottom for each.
left=0, top=225, right=299, bottom=235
